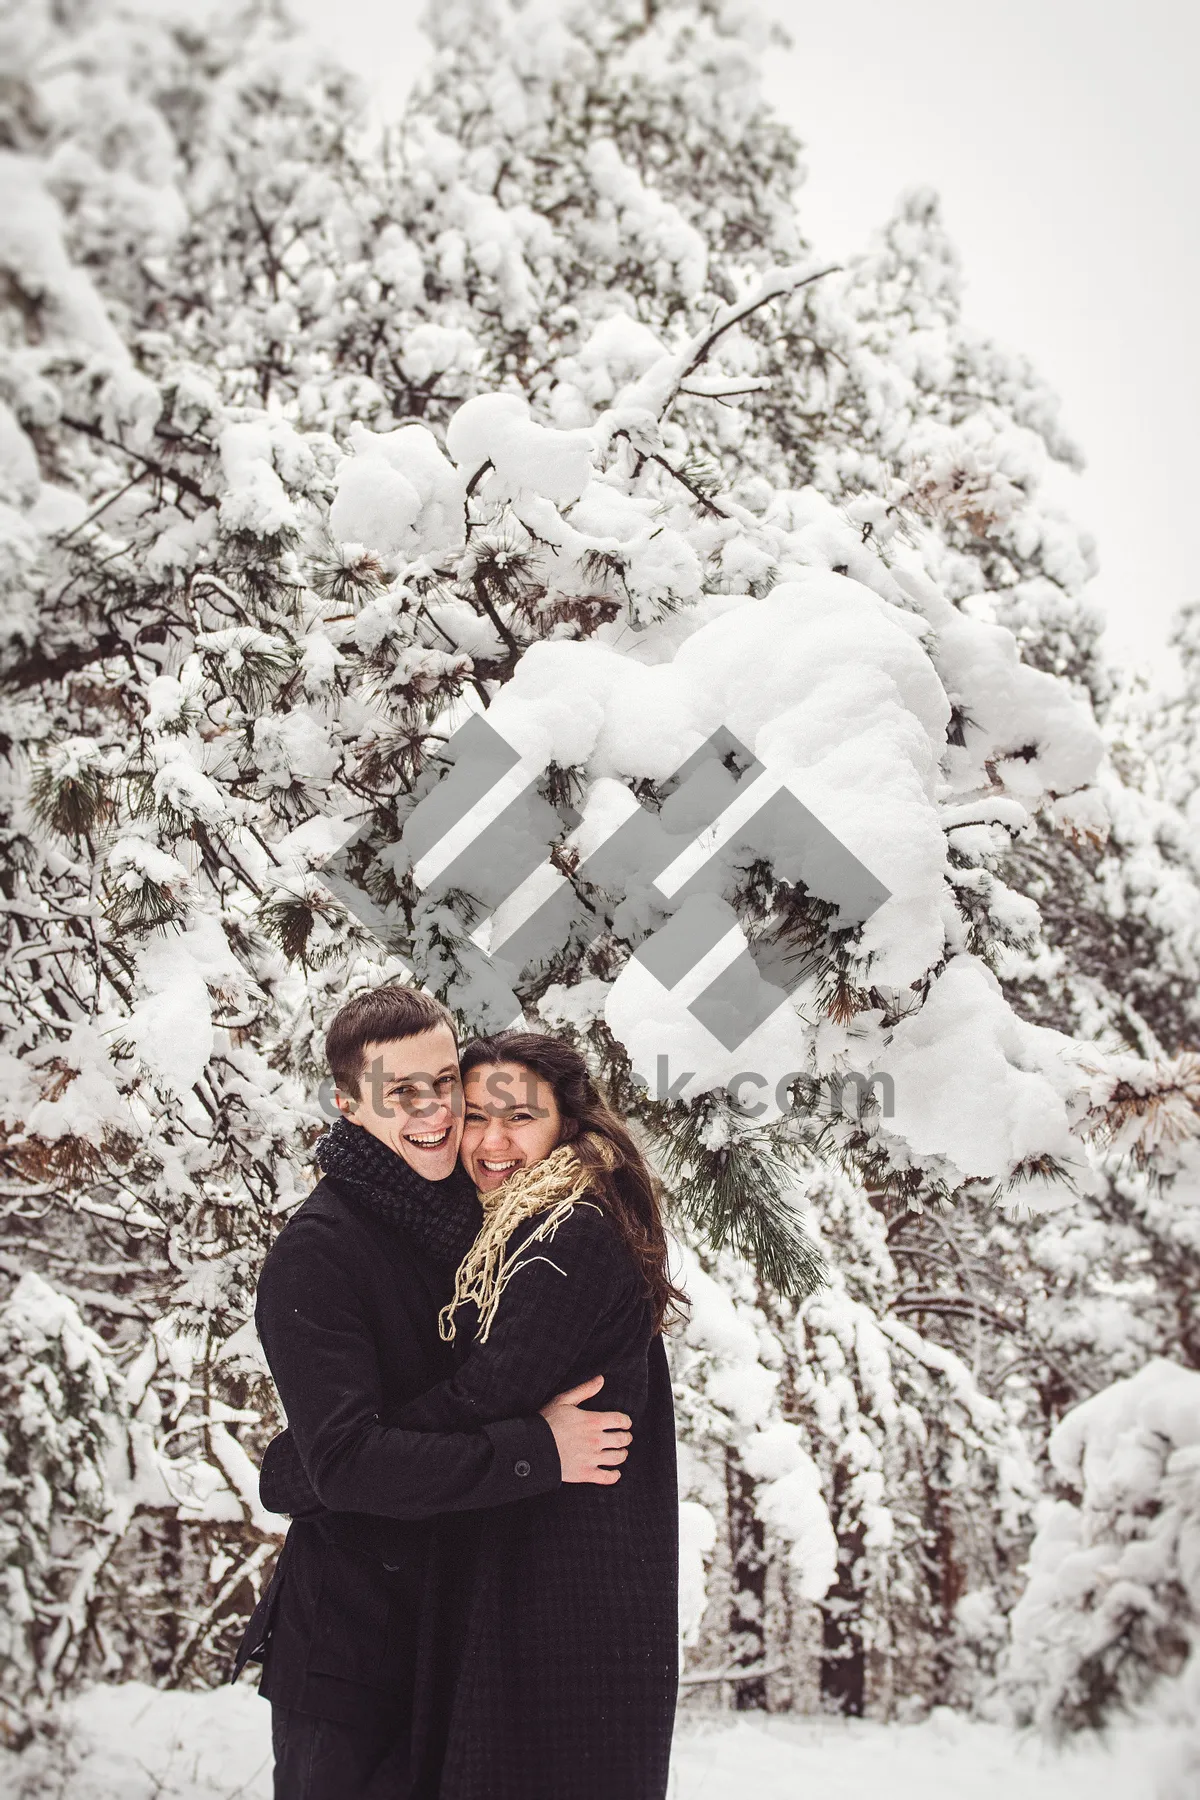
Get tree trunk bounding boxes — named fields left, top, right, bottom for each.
left=725, top=1449, right=768, bottom=1709
left=820, top=1468, right=866, bottom=1715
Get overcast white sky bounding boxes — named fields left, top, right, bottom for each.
left=292, top=0, right=1199, bottom=684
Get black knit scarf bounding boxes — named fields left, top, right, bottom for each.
left=315, top=1116, right=481, bottom=1270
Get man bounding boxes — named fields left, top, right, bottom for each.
left=234, top=986, right=631, bottom=1799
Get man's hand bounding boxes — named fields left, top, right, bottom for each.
left=540, top=1375, right=632, bottom=1485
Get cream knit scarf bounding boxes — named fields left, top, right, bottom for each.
left=439, top=1132, right=617, bottom=1345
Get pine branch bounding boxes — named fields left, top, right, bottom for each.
left=61, top=416, right=211, bottom=503
left=1, top=634, right=129, bottom=693
left=652, top=1104, right=827, bottom=1299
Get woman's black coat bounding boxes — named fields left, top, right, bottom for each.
left=400, top=1202, right=679, bottom=1800
left=257, top=1186, right=680, bottom=1800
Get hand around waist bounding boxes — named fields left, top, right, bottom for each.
left=539, top=1375, right=632, bottom=1485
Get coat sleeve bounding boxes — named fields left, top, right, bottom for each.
left=256, top=1213, right=560, bottom=1518
left=393, top=1205, right=646, bottom=1433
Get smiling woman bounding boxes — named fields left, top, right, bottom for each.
left=462, top=1059, right=562, bottom=1190
left=456, top=1032, right=688, bottom=1336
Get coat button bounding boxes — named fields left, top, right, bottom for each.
left=514, top=1459, right=531, bottom=1478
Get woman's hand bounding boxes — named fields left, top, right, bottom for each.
left=539, top=1376, right=632, bottom=1484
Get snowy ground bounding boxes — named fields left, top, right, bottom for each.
left=0, top=1683, right=1164, bottom=1800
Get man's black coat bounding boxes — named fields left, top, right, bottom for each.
left=234, top=1170, right=561, bottom=1744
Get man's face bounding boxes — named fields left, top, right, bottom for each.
left=335, top=1024, right=463, bottom=1180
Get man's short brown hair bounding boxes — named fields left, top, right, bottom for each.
left=326, top=986, right=457, bottom=1099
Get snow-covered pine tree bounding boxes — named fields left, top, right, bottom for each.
left=1004, top=1359, right=1200, bottom=1798
left=0, top=1273, right=124, bottom=1741
left=786, top=179, right=1200, bottom=1539
left=671, top=1162, right=1037, bottom=1716
left=249, top=0, right=1120, bottom=1716
left=925, top=630, right=1200, bottom=1449
left=0, top=0, right=358, bottom=1705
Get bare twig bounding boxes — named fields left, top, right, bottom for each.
left=61, top=417, right=210, bottom=504
left=166, top=1540, right=275, bottom=1686
left=677, top=267, right=840, bottom=391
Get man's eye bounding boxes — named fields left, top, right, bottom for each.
left=434, top=1075, right=459, bottom=1091
left=464, top=1109, right=487, bottom=1125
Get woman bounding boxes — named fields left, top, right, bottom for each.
left=261, top=1029, right=686, bottom=1799
left=399, top=1030, right=685, bottom=1800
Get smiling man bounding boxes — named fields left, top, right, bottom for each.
left=236, top=987, right=628, bottom=1800
left=340, top=1012, right=463, bottom=1173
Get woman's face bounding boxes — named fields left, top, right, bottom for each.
left=461, top=1061, right=564, bottom=1194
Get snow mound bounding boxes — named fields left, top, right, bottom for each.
left=0, top=1685, right=1154, bottom=1800
left=0, top=1683, right=272, bottom=1800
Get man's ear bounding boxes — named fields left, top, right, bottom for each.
left=334, top=1090, right=359, bottom=1118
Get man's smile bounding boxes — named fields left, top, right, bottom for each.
left=404, top=1126, right=454, bottom=1150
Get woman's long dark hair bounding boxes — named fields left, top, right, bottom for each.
left=459, top=1031, right=688, bottom=1334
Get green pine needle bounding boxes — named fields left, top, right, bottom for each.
left=653, top=1106, right=828, bottom=1300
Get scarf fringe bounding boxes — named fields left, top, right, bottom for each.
left=440, top=1135, right=615, bottom=1344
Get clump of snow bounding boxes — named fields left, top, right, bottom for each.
left=121, top=915, right=245, bottom=1099
left=586, top=138, right=708, bottom=299
left=252, top=708, right=339, bottom=789
left=329, top=421, right=466, bottom=560
left=17, top=1021, right=131, bottom=1147
left=741, top=1422, right=838, bottom=1598
left=151, top=741, right=235, bottom=828
left=934, top=612, right=1102, bottom=801
left=399, top=321, right=480, bottom=386
left=217, top=421, right=298, bottom=537
left=678, top=1499, right=717, bottom=1644
left=549, top=310, right=670, bottom=423
left=446, top=391, right=595, bottom=505
left=878, top=954, right=1089, bottom=1200
left=568, top=480, right=703, bottom=607
left=537, top=977, right=612, bottom=1029
left=143, top=661, right=207, bottom=735
left=123, top=941, right=213, bottom=1099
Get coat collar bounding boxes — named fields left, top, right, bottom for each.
left=315, top=1117, right=481, bottom=1271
